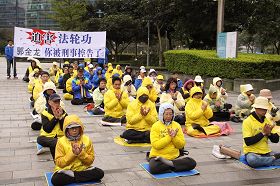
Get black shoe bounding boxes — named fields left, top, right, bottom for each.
left=273, top=153, right=280, bottom=159
left=192, top=124, right=207, bottom=135
left=231, top=116, right=241, bottom=123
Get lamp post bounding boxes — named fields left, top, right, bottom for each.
left=216, top=0, right=225, bottom=34
left=146, top=20, right=150, bottom=67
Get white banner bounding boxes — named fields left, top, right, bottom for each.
left=13, top=27, right=106, bottom=58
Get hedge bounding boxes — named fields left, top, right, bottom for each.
left=164, top=50, right=280, bottom=80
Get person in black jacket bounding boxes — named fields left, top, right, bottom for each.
left=37, top=94, right=67, bottom=159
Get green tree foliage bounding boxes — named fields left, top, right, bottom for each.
left=50, top=0, right=88, bottom=31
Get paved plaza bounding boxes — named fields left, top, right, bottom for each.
left=0, top=58, right=280, bottom=186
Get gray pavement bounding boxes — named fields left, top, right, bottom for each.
left=0, top=57, right=280, bottom=186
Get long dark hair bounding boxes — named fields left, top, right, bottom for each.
left=165, top=77, right=178, bottom=92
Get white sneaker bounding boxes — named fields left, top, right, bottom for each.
left=212, top=145, right=229, bottom=159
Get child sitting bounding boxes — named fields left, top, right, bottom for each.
left=51, top=115, right=104, bottom=185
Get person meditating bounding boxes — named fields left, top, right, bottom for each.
left=148, top=103, right=197, bottom=174
left=120, top=87, right=158, bottom=143
left=37, top=94, right=67, bottom=159
left=243, top=96, right=280, bottom=168
left=185, top=87, right=220, bottom=137
left=51, top=115, right=104, bottom=185
left=102, top=76, right=129, bottom=123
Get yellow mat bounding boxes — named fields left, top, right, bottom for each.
left=114, top=136, right=151, bottom=147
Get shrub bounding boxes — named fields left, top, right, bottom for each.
left=164, top=50, right=280, bottom=80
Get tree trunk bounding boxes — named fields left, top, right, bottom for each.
left=135, top=42, right=138, bottom=59
left=274, top=42, right=280, bottom=55
left=156, top=24, right=163, bottom=66
left=115, top=44, right=118, bottom=62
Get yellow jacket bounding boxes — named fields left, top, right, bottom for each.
left=126, top=87, right=158, bottom=131
left=141, top=77, right=158, bottom=102
left=54, top=115, right=94, bottom=172
left=33, top=79, right=50, bottom=101
left=40, top=109, right=66, bottom=138
left=105, top=66, right=114, bottom=89
left=104, top=88, right=129, bottom=118
left=66, top=77, right=74, bottom=93
left=185, top=87, right=213, bottom=127
left=160, top=91, right=185, bottom=115
left=149, top=103, right=185, bottom=160
left=115, top=65, right=123, bottom=77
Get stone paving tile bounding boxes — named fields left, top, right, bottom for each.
left=1, top=59, right=280, bottom=185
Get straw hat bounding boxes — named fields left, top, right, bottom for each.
left=252, top=97, right=269, bottom=110
left=259, top=89, right=273, bottom=99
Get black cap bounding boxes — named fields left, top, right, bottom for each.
left=49, top=93, right=61, bottom=101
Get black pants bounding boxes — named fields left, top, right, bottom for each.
left=92, top=107, right=105, bottom=115
left=7, top=59, right=16, bottom=77
left=51, top=167, right=104, bottom=186
left=209, top=111, right=230, bottom=121
left=174, top=114, right=186, bottom=125
left=121, top=129, right=150, bottom=143
left=71, top=97, right=93, bottom=105
left=31, top=122, right=42, bottom=130
left=37, top=136, right=57, bottom=159
left=102, top=116, right=121, bottom=123
left=149, top=157, right=197, bottom=174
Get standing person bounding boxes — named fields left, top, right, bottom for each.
left=148, top=103, right=197, bottom=174
left=51, top=115, right=104, bottom=186
left=5, top=39, right=17, bottom=79
left=243, top=97, right=280, bottom=168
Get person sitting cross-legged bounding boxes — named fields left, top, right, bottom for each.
left=243, top=96, right=280, bottom=168
left=185, top=87, right=220, bottom=137
left=91, top=78, right=107, bottom=115
left=148, top=103, right=197, bottom=174
left=71, top=66, right=93, bottom=105
left=37, top=94, right=67, bottom=159
left=102, top=76, right=129, bottom=123
left=120, top=87, right=158, bottom=144
left=51, top=115, right=104, bottom=186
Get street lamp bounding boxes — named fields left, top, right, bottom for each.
left=214, top=0, right=225, bottom=34
left=146, top=20, right=150, bottom=67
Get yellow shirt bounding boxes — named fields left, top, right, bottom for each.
left=242, top=114, right=276, bottom=154
left=149, top=121, right=185, bottom=160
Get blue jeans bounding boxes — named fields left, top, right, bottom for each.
left=246, top=152, right=280, bottom=168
